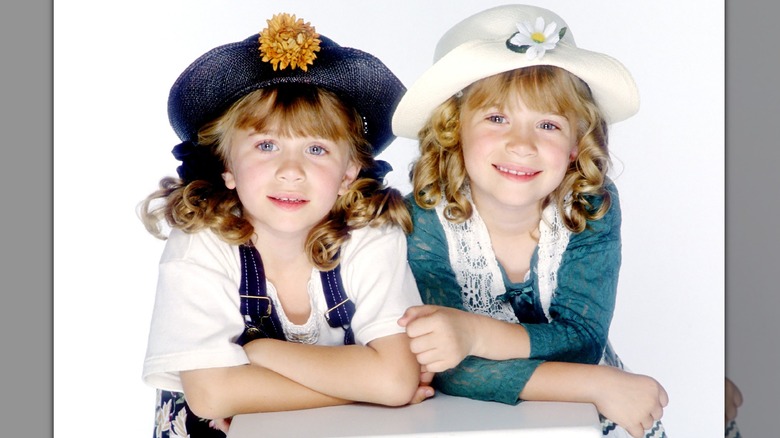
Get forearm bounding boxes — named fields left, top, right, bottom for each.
left=522, top=195, right=621, bottom=362
left=523, top=319, right=605, bottom=363
left=519, top=361, right=602, bottom=403
left=244, top=334, right=419, bottom=406
left=434, top=355, right=543, bottom=405
left=180, top=365, right=349, bottom=419
left=521, top=361, right=669, bottom=436
left=467, top=312, right=532, bottom=359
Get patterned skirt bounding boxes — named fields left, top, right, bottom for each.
left=725, top=420, right=741, bottom=438
left=153, top=389, right=226, bottom=438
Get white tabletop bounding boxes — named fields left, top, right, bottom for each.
left=227, top=393, right=602, bottom=437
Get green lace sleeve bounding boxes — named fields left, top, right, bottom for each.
left=406, top=198, right=542, bottom=404
left=522, top=183, right=622, bottom=364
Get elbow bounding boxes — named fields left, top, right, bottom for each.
left=381, top=374, right=420, bottom=407
left=547, top=323, right=605, bottom=364
left=184, top=387, right=229, bottom=420
left=181, top=371, right=236, bottom=420
left=572, top=329, right=606, bottom=364
left=373, top=362, right=420, bottom=407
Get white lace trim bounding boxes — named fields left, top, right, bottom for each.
left=436, top=189, right=571, bottom=322
left=536, top=199, right=572, bottom=320
left=266, top=275, right=321, bottom=344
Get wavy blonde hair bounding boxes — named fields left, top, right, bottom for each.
left=141, top=85, right=411, bottom=270
left=410, top=66, right=612, bottom=233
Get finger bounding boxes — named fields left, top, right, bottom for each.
left=408, top=385, right=435, bottom=405
left=625, top=424, right=643, bottom=438
left=420, top=370, right=435, bottom=385
left=398, top=305, right=437, bottom=326
left=651, top=405, right=664, bottom=421
left=734, top=385, right=744, bottom=406
left=402, top=309, right=441, bottom=338
left=641, top=414, right=655, bottom=431
left=725, top=404, right=737, bottom=423
left=659, top=385, right=669, bottom=407
left=412, top=347, right=443, bottom=367
left=209, top=418, right=232, bottom=434
left=408, top=336, right=437, bottom=356
left=419, top=358, right=451, bottom=374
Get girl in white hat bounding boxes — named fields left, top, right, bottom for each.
left=140, top=13, right=421, bottom=437
left=395, top=4, right=666, bottom=438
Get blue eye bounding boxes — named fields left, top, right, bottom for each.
left=306, top=145, right=327, bottom=156
left=538, top=121, right=559, bottom=130
left=257, top=141, right=278, bottom=152
left=487, top=115, right=507, bottom=124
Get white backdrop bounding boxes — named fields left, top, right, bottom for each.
left=54, top=1, right=724, bottom=436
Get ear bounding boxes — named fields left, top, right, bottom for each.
left=222, top=170, right=236, bottom=190
left=338, top=162, right=360, bottom=195
left=569, top=144, right=579, bottom=162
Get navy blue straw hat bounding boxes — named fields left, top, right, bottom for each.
left=168, top=13, right=405, bottom=161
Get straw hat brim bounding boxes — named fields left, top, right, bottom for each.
left=392, top=6, right=639, bottom=139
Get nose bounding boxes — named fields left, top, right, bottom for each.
left=506, top=124, right=537, bottom=156
left=275, top=154, right=305, bottom=183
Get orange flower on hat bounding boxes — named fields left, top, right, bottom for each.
left=259, top=13, right=321, bottom=71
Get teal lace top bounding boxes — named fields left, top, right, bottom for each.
left=406, top=184, right=621, bottom=404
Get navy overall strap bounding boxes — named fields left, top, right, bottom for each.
left=236, top=244, right=355, bottom=345
left=320, top=266, right=356, bottom=345
left=236, top=244, right=285, bottom=344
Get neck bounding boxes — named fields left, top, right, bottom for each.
left=252, top=231, right=312, bottom=273
left=471, top=191, right=540, bottom=238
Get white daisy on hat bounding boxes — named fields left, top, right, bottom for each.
left=392, top=4, right=639, bottom=139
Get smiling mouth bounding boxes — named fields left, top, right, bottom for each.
left=269, top=196, right=307, bottom=204
left=494, top=165, right=540, bottom=176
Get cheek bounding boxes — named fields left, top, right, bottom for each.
left=316, top=166, right=350, bottom=193
left=461, top=145, right=482, bottom=178
left=544, top=144, right=576, bottom=175
left=460, top=131, right=486, bottom=164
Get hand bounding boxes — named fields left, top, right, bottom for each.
left=398, top=305, right=477, bottom=372
left=592, top=367, right=668, bottom=438
left=208, top=417, right=232, bottom=434
left=725, top=377, right=743, bottom=424
left=407, top=367, right=436, bottom=405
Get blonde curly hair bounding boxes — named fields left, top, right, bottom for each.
left=140, top=85, right=411, bottom=270
left=410, top=66, right=612, bottom=233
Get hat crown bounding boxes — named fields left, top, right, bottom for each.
left=434, top=4, right=576, bottom=62
left=168, top=18, right=405, bottom=158
left=392, top=3, right=639, bottom=139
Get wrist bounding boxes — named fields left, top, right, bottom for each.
left=470, top=314, right=531, bottom=360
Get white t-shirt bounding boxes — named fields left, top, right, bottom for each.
left=142, top=224, right=422, bottom=392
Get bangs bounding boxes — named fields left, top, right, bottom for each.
left=463, top=66, right=594, bottom=119
left=233, top=85, right=362, bottom=142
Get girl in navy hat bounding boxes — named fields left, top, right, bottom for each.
left=394, top=5, right=667, bottom=438
left=140, top=13, right=421, bottom=437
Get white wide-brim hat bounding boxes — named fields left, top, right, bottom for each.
left=392, top=4, right=639, bottom=139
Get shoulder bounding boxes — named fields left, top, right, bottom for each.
left=405, top=194, right=445, bottom=238
left=587, top=180, right=621, bottom=224
left=341, top=224, right=407, bottom=266
left=568, top=181, right=621, bottom=246
left=160, top=228, right=240, bottom=272
left=581, top=180, right=620, bottom=217
left=403, top=195, right=452, bottom=266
